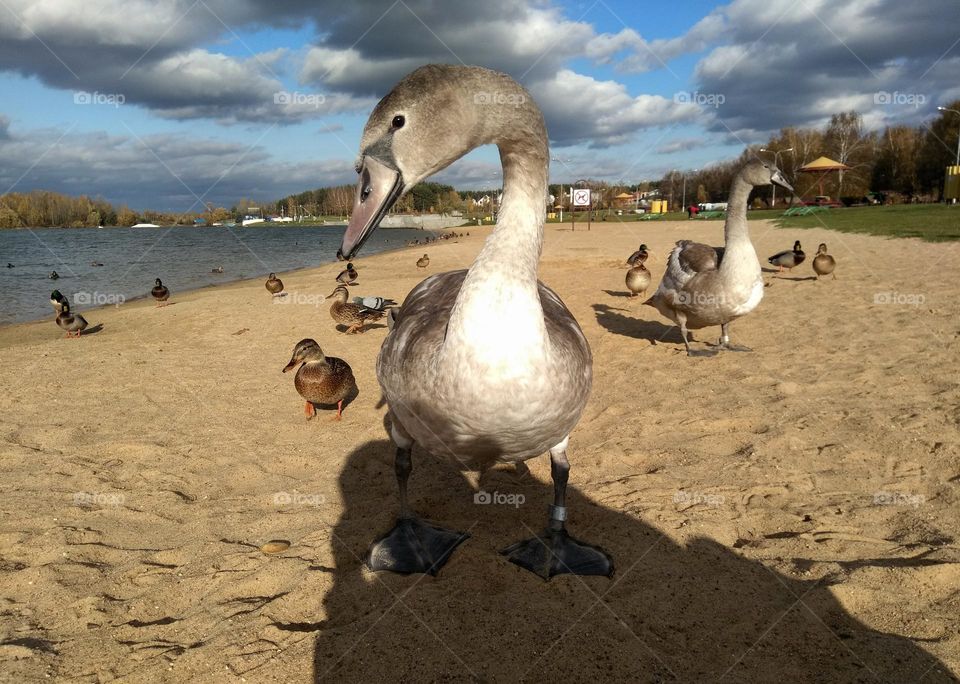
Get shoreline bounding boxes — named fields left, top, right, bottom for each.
left=0, top=226, right=468, bottom=330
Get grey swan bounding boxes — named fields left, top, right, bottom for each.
left=645, top=159, right=792, bottom=356
left=337, top=64, right=611, bottom=579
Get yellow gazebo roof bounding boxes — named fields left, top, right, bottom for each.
left=799, top=156, right=851, bottom=172
left=614, top=192, right=634, bottom=199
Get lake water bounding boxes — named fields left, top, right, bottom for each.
left=0, top=225, right=431, bottom=325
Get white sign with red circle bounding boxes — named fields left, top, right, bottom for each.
left=573, top=189, right=591, bottom=206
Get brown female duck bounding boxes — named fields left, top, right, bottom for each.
left=282, top=339, right=356, bottom=420
left=265, top=272, right=284, bottom=295
left=326, top=284, right=385, bottom=333
left=812, top=243, right=836, bottom=279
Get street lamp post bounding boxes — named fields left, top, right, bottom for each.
left=759, top=147, right=794, bottom=207
left=550, top=156, right=572, bottom=222
left=681, top=169, right=700, bottom=213
left=937, top=107, right=960, bottom=166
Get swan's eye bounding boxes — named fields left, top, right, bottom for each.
left=392, top=115, right=405, bottom=129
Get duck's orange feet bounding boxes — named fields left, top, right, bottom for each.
left=304, top=401, right=316, bottom=420
left=330, top=400, right=344, bottom=421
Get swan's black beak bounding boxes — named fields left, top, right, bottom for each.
left=771, top=169, right=793, bottom=194
left=338, top=156, right=403, bottom=261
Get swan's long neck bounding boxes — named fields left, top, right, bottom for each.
left=443, top=110, right=549, bottom=370
left=719, top=174, right=758, bottom=277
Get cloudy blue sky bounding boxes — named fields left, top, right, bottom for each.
left=0, top=0, right=956, bottom=210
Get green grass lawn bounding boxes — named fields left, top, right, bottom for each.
left=773, top=204, right=960, bottom=242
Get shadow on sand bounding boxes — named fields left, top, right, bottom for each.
left=592, top=303, right=685, bottom=345
left=311, top=439, right=951, bottom=681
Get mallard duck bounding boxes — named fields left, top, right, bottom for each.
left=211, top=265, right=224, bottom=274
left=49, top=271, right=59, bottom=280
left=768, top=240, right=805, bottom=272
left=50, top=289, right=67, bottom=314
left=646, top=159, right=792, bottom=356
left=265, top=272, right=284, bottom=295
left=282, top=339, right=357, bottom=421
left=151, top=278, right=170, bottom=306
left=337, top=64, right=611, bottom=579
left=352, top=295, right=397, bottom=310
left=812, top=243, right=836, bottom=279
left=416, top=254, right=429, bottom=269
left=625, top=263, right=651, bottom=297
left=626, top=244, right=648, bottom=266
left=326, top=284, right=384, bottom=333
left=90, top=261, right=104, bottom=267
left=56, top=301, right=88, bottom=338
left=335, top=263, right=358, bottom=285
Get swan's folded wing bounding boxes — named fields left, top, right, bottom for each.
left=675, top=240, right=721, bottom=274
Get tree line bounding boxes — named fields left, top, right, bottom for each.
left=658, top=100, right=960, bottom=208
left=3, top=101, right=957, bottom=228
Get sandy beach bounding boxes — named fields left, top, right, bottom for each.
left=0, top=220, right=957, bottom=682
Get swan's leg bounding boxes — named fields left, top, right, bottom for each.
left=366, top=417, right=469, bottom=575
left=679, top=314, right=716, bottom=357
left=717, top=322, right=753, bottom=352
left=501, top=438, right=614, bottom=580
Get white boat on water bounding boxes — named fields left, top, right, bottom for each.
left=242, top=218, right=265, bottom=226
left=132, top=223, right=160, bottom=228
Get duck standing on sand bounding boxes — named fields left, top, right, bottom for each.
left=151, top=278, right=170, bottom=306
left=282, top=339, right=357, bottom=421
left=56, top=301, right=88, bottom=338
left=416, top=253, right=429, bottom=269
left=337, top=64, right=611, bottom=579
left=50, top=290, right=68, bottom=314
left=625, top=262, right=651, bottom=297
left=49, top=271, right=59, bottom=280
left=626, top=243, right=649, bottom=266
left=812, top=243, right=836, bottom=279
left=265, top=272, right=284, bottom=296
left=326, top=284, right=385, bottom=334
left=646, top=159, right=793, bottom=356
left=768, top=240, right=805, bottom=273
left=335, top=263, right=358, bottom=286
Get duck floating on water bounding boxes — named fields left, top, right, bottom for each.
left=768, top=240, right=805, bottom=273
left=265, top=273, right=284, bottom=296
left=49, top=271, right=59, bottom=280
left=812, top=243, right=836, bottom=279
left=337, top=64, right=611, bottom=579
left=211, top=265, right=224, bottom=274
left=335, top=263, right=358, bottom=286
left=326, top=284, right=384, bottom=334
left=282, top=339, right=357, bottom=421
left=56, top=301, right=88, bottom=338
left=646, top=159, right=793, bottom=356
left=151, top=278, right=170, bottom=307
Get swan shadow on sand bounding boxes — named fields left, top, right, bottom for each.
left=593, top=303, right=685, bottom=345
left=309, top=439, right=952, bottom=682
